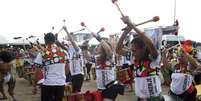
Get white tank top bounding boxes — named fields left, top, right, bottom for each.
left=68, top=48, right=84, bottom=75
left=170, top=73, right=193, bottom=94
left=96, top=67, right=116, bottom=89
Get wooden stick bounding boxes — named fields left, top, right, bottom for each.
left=112, top=0, right=125, bottom=17
left=57, top=27, right=63, bottom=34
left=114, top=2, right=124, bottom=17
left=122, top=16, right=160, bottom=31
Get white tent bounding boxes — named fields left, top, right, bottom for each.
left=74, top=38, right=99, bottom=46
left=0, top=34, right=46, bottom=46
left=0, top=35, right=9, bottom=44
left=88, top=38, right=99, bottom=46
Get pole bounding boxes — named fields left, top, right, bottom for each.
left=23, top=39, right=27, bottom=52
left=173, top=0, right=177, bottom=23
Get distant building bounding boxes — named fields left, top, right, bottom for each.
left=72, top=33, right=93, bottom=42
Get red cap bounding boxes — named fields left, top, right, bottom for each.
left=184, top=40, right=192, bottom=46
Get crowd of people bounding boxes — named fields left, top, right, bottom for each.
left=1, top=15, right=201, bottom=101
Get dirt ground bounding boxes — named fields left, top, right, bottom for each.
left=1, top=77, right=170, bottom=101
left=0, top=61, right=172, bottom=101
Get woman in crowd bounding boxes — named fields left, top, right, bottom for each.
left=116, top=16, right=164, bottom=101
left=161, top=46, right=200, bottom=101
left=92, top=31, right=124, bottom=101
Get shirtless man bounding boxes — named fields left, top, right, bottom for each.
left=0, top=50, right=17, bottom=101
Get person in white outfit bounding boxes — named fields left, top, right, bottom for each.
left=63, top=26, right=85, bottom=93
left=34, top=32, right=67, bottom=101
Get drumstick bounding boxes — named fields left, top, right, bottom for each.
left=80, top=22, right=105, bottom=38
left=57, top=27, right=63, bottom=34
left=57, top=19, right=66, bottom=34
left=136, top=16, right=160, bottom=26
left=80, top=22, right=93, bottom=33
left=112, top=0, right=125, bottom=17
left=96, top=27, right=105, bottom=35
left=51, top=26, right=54, bottom=32
left=122, top=16, right=160, bottom=31
left=71, top=28, right=85, bottom=34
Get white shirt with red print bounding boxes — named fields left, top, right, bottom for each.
left=34, top=46, right=67, bottom=86
left=68, top=47, right=84, bottom=76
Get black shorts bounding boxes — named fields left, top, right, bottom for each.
left=41, top=85, right=64, bottom=101
left=71, top=74, right=84, bottom=92
left=66, top=73, right=72, bottom=82
left=170, top=88, right=197, bottom=101
left=101, top=84, right=124, bottom=100
left=194, top=73, right=201, bottom=84
left=86, top=63, right=92, bottom=73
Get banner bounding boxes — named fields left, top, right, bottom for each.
left=144, top=27, right=163, bottom=49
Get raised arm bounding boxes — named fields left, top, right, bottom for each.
left=92, top=32, right=113, bottom=58
left=54, top=32, right=68, bottom=51
left=33, top=40, right=45, bottom=51
left=63, top=26, right=79, bottom=52
left=55, top=41, right=68, bottom=51
left=121, top=16, right=158, bottom=59
left=100, top=40, right=113, bottom=58
left=116, top=26, right=132, bottom=56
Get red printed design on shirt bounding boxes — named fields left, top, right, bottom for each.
left=42, top=47, right=66, bottom=65
left=134, top=60, right=158, bottom=77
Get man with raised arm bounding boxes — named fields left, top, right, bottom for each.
left=34, top=32, right=67, bottom=101
left=63, top=26, right=85, bottom=93
left=0, top=50, right=17, bottom=101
